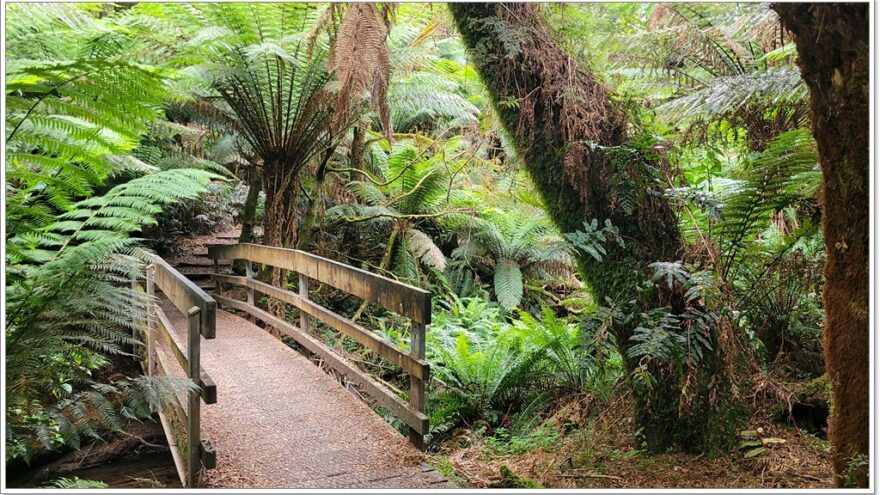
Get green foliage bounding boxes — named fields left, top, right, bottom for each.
left=427, top=300, right=541, bottom=428
left=565, top=219, right=625, bottom=263
left=489, top=465, right=542, bottom=488
left=44, top=477, right=109, bottom=489
left=5, top=170, right=213, bottom=462
left=426, top=297, right=622, bottom=439
left=5, top=4, right=215, bottom=463
left=493, top=259, right=524, bottom=310
left=485, top=424, right=561, bottom=455
left=6, top=3, right=172, bottom=234
left=328, top=141, right=454, bottom=283
left=450, top=212, right=574, bottom=309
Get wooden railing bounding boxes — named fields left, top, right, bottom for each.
left=140, top=257, right=218, bottom=487
left=206, top=243, right=431, bottom=448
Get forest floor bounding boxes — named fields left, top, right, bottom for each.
left=432, top=393, right=834, bottom=489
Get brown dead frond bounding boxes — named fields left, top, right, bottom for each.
left=331, top=3, right=393, bottom=142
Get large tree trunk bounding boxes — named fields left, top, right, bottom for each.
left=450, top=3, right=734, bottom=452
left=772, top=4, right=869, bottom=487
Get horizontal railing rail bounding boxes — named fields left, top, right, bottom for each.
left=207, top=243, right=431, bottom=448
left=144, top=257, right=218, bottom=486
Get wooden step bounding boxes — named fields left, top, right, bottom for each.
left=176, top=268, right=219, bottom=281
left=177, top=258, right=231, bottom=267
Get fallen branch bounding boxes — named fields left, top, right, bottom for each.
left=786, top=471, right=825, bottom=483
left=560, top=471, right=623, bottom=481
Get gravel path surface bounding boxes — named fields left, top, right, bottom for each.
left=157, top=302, right=450, bottom=488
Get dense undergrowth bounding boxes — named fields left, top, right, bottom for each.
left=4, top=2, right=844, bottom=488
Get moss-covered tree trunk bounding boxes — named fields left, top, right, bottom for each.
left=296, top=148, right=335, bottom=251
left=450, top=3, right=733, bottom=452
left=772, top=4, right=869, bottom=487
left=239, top=164, right=261, bottom=245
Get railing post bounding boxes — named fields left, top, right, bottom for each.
left=146, top=265, right=156, bottom=380
left=298, top=273, right=309, bottom=332
left=214, top=259, right=223, bottom=297
left=409, top=321, right=426, bottom=450
left=246, top=261, right=255, bottom=307
left=186, top=307, right=202, bottom=487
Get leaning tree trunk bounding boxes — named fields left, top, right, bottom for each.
left=450, top=3, right=735, bottom=452
left=234, top=164, right=263, bottom=275
left=239, top=164, right=262, bottom=246
left=772, top=4, right=869, bottom=487
left=297, top=148, right=335, bottom=251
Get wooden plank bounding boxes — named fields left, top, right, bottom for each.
left=213, top=274, right=429, bottom=379
left=152, top=257, right=217, bottom=338
left=214, top=295, right=429, bottom=434
left=207, top=243, right=432, bottom=324
left=155, top=307, right=188, bottom=373
left=154, top=308, right=217, bottom=405
left=158, top=411, right=187, bottom=487
left=146, top=266, right=155, bottom=381
left=199, top=373, right=217, bottom=405
left=153, top=345, right=189, bottom=424
left=298, top=273, right=310, bottom=333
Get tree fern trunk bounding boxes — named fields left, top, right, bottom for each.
left=350, top=124, right=366, bottom=171
left=449, top=3, right=733, bottom=452
left=234, top=164, right=262, bottom=275
left=262, top=161, right=298, bottom=316
left=772, top=4, right=869, bottom=487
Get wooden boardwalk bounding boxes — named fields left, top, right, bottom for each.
left=157, top=300, right=450, bottom=488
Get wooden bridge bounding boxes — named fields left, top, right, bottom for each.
left=132, top=242, right=451, bottom=488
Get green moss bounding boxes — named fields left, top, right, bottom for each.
left=430, top=455, right=467, bottom=486
left=801, top=373, right=831, bottom=403
left=489, top=465, right=542, bottom=488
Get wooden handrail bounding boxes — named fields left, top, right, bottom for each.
left=212, top=274, right=429, bottom=379
left=152, top=256, right=217, bottom=338
left=145, top=259, right=218, bottom=487
left=207, top=243, right=431, bottom=448
left=207, top=243, right=431, bottom=324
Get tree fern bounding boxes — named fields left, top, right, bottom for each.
left=716, top=129, right=819, bottom=279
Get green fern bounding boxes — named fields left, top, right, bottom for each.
left=494, top=258, right=524, bottom=309
left=44, top=477, right=109, bottom=489
left=451, top=212, right=575, bottom=309
left=6, top=4, right=217, bottom=463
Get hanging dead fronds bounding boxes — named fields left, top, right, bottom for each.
left=330, top=3, right=394, bottom=142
